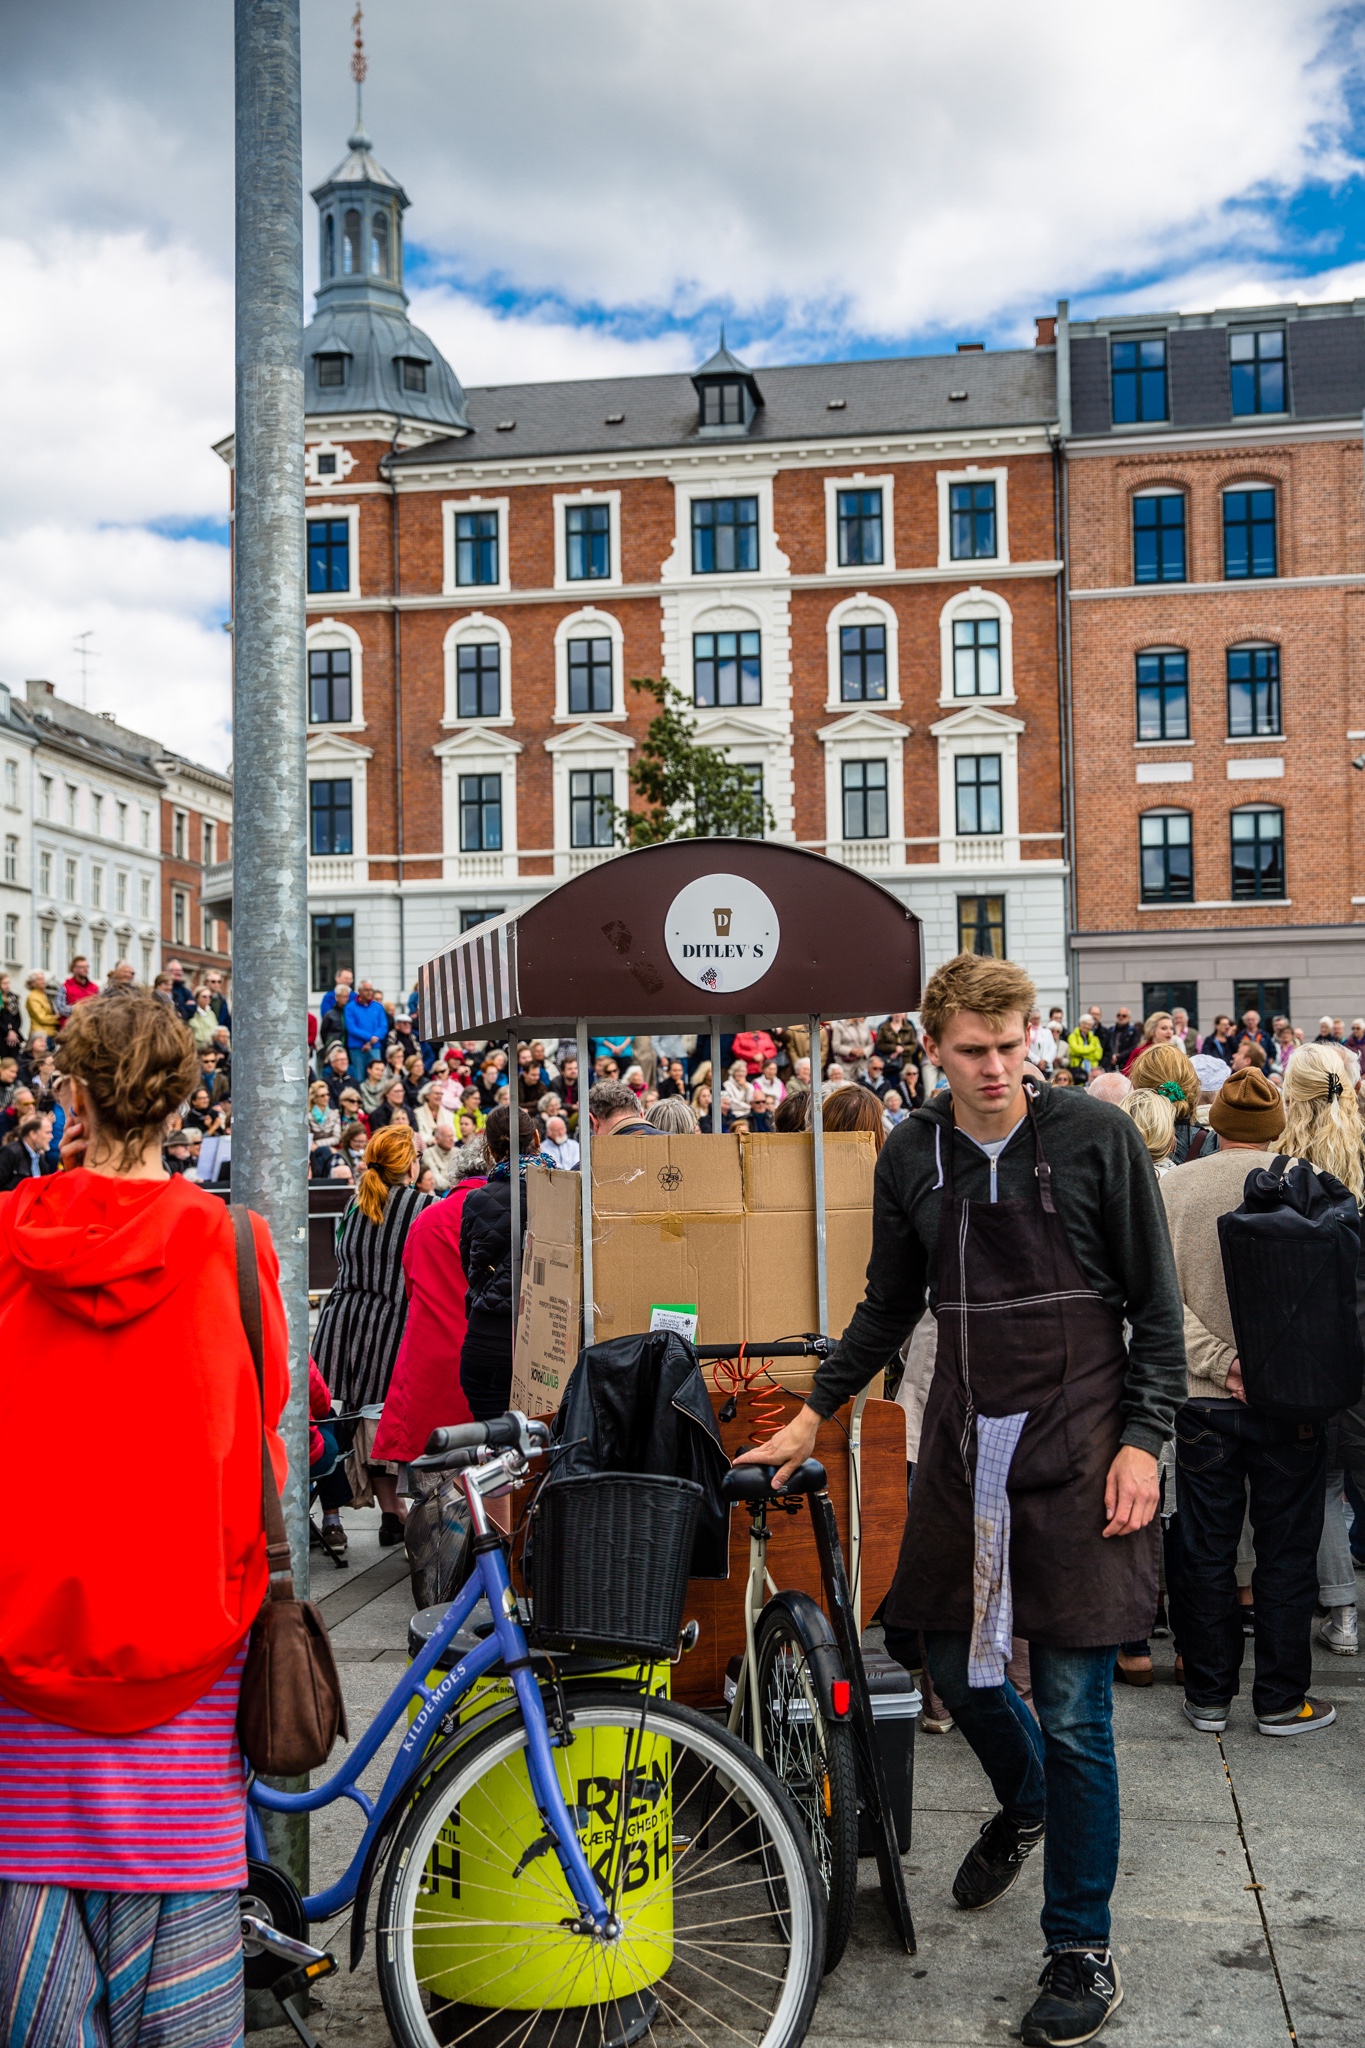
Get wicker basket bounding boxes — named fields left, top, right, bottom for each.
left=527, top=1472, right=702, bottom=1660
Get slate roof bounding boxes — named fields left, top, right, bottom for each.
left=393, top=345, right=1059, bottom=468
left=305, top=303, right=469, bottom=432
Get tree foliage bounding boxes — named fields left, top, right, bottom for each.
left=612, top=677, right=774, bottom=847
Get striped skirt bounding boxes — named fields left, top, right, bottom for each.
left=0, top=1883, right=243, bottom=2047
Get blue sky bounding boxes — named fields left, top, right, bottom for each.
left=1, top=0, right=1363, bottom=767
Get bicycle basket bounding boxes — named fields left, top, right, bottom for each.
left=526, top=1472, right=702, bottom=1659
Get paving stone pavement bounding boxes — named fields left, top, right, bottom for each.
left=252, top=1522, right=1365, bottom=2047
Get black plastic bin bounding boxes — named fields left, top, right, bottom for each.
left=856, top=1650, right=921, bottom=1855
left=527, top=1472, right=702, bottom=1660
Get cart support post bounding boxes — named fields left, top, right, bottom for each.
left=576, top=1018, right=594, bottom=1346
left=709, top=1016, right=723, bottom=1133
left=809, top=1012, right=829, bottom=1338
left=508, top=1023, right=521, bottom=1327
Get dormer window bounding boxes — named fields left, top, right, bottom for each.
left=692, top=339, right=762, bottom=436
left=370, top=210, right=389, bottom=276
left=701, top=381, right=745, bottom=428
left=398, top=357, right=427, bottom=393
left=316, top=354, right=347, bottom=389
left=343, top=209, right=361, bottom=275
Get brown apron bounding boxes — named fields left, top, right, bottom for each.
left=883, top=1093, right=1158, bottom=1650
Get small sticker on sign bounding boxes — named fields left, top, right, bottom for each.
left=650, top=1303, right=699, bottom=1342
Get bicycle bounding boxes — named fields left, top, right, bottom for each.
left=241, top=1410, right=826, bottom=2048
left=697, top=1338, right=914, bottom=1975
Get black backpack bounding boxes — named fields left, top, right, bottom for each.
left=1218, top=1157, right=1365, bottom=1421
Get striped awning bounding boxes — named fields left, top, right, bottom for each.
left=417, top=910, right=520, bottom=1040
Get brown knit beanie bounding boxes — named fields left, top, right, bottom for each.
left=1209, top=1068, right=1286, bottom=1144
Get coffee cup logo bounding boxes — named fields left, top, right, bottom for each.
left=663, top=874, right=781, bottom=994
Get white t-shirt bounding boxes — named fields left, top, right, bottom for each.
left=964, top=1116, right=1026, bottom=1202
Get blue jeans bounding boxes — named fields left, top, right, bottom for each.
left=888, top=1626, right=1119, bottom=1951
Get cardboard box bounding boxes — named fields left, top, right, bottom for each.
left=513, top=1132, right=877, bottom=1412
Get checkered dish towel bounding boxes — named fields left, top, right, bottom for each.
left=968, top=1411, right=1030, bottom=1688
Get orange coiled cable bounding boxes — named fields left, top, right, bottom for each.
left=710, top=1342, right=793, bottom=1445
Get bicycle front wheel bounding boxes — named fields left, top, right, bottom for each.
left=376, top=1688, right=825, bottom=2048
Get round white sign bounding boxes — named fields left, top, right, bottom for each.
left=663, top=874, right=781, bottom=995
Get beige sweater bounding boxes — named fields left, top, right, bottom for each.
left=1159, top=1147, right=1278, bottom=1399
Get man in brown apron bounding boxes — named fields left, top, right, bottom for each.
left=739, top=953, right=1185, bottom=2047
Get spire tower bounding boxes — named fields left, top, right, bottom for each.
left=351, top=4, right=368, bottom=140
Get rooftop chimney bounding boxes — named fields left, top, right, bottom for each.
left=956, top=342, right=984, bottom=353
left=1035, top=315, right=1056, bottom=346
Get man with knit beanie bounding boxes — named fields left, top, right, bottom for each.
left=1161, top=1069, right=1336, bottom=1737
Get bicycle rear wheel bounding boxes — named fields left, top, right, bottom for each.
left=753, top=1602, right=859, bottom=1973
left=375, top=1689, right=824, bottom=2048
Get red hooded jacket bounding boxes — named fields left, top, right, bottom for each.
left=372, top=1178, right=483, bottom=1461
left=0, top=1170, right=289, bottom=1734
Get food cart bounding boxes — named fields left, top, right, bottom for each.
left=414, top=837, right=923, bottom=1672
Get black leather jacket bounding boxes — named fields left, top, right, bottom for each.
left=550, top=1331, right=731, bottom=1576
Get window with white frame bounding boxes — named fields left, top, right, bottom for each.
left=939, top=589, right=1014, bottom=704
left=938, top=467, right=1009, bottom=568
left=4, top=836, right=16, bottom=882
left=202, top=909, right=214, bottom=952
left=39, top=850, right=52, bottom=895
left=173, top=809, right=187, bottom=859
left=4, top=915, right=19, bottom=964
left=139, top=875, right=151, bottom=917
left=443, top=500, right=510, bottom=595
left=40, top=776, right=53, bottom=820
left=694, top=631, right=761, bottom=707
left=140, top=941, right=153, bottom=982
left=115, top=870, right=128, bottom=913
left=3, top=759, right=17, bottom=807
left=90, top=933, right=104, bottom=978
left=825, top=595, right=900, bottom=709
left=202, top=819, right=216, bottom=865
left=554, top=492, right=622, bottom=591
left=459, top=774, right=503, bottom=852
left=91, top=864, right=104, bottom=909
left=570, top=769, right=615, bottom=848
left=172, top=891, right=187, bottom=944
left=92, top=793, right=104, bottom=835
left=65, top=785, right=78, bottom=828
left=842, top=759, right=888, bottom=839
left=953, top=618, right=1001, bottom=696
left=307, top=618, right=364, bottom=726
left=445, top=615, right=513, bottom=725
left=64, top=857, right=78, bottom=902
left=116, top=800, right=128, bottom=841
left=955, top=755, right=1003, bottom=835
left=40, top=925, right=52, bottom=972
left=840, top=624, right=887, bottom=702
left=140, top=811, right=151, bottom=849
left=553, top=610, right=624, bottom=721
left=823, top=475, right=896, bottom=576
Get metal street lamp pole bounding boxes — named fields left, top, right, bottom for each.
left=234, top=0, right=310, bottom=1896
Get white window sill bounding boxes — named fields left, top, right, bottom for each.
left=1136, top=898, right=1290, bottom=912
left=440, top=715, right=518, bottom=731
left=824, top=697, right=905, bottom=715
left=551, top=711, right=627, bottom=726
left=1226, top=733, right=1284, bottom=744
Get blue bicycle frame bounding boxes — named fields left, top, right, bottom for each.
left=246, top=1538, right=612, bottom=1932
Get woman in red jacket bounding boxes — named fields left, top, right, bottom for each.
left=0, top=993, right=289, bottom=2047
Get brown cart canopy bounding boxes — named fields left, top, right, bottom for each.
left=416, top=840, right=923, bottom=1039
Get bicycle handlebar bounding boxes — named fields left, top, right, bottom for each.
left=692, top=1336, right=832, bottom=1360
left=424, top=1414, right=525, bottom=1456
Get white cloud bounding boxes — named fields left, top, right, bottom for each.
left=0, top=522, right=233, bottom=770
left=407, top=288, right=695, bottom=386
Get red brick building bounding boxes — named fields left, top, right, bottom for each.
left=157, top=750, right=233, bottom=989
left=218, top=117, right=1072, bottom=1008
left=1061, top=299, right=1365, bottom=1027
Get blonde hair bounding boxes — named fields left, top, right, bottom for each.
left=1140, top=1010, right=1173, bottom=1045
left=1121, top=1087, right=1177, bottom=1167
left=356, top=1123, right=416, bottom=1224
left=920, top=953, right=1036, bottom=1043
left=1275, top=1043, right=1365, bottom=1207
left=1127, top=1042, right=1199, bottom=1121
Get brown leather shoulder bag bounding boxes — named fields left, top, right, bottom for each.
left=231, top=1204, right=348, bottom=1776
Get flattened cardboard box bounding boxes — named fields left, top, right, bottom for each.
left=513, top=1132, right=876, bottom=1414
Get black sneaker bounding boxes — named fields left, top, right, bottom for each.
left=951, top=1809, right=1045, bottom=1910
left=1021, top=1949, right=1123, bottom=2046
left=378, top=1511, right=406, bottom=1548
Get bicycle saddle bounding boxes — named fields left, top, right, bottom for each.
left=721, top=1458, right=827, bottom=1502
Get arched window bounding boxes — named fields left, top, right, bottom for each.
left=370, top=210, right=389, bottom=276
left=343, top=209, right=361, bottom=275
left=323, top=214, right=335, bottom=277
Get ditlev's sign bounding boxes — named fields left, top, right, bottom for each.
left=663, top=873, right=781, bottom=994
